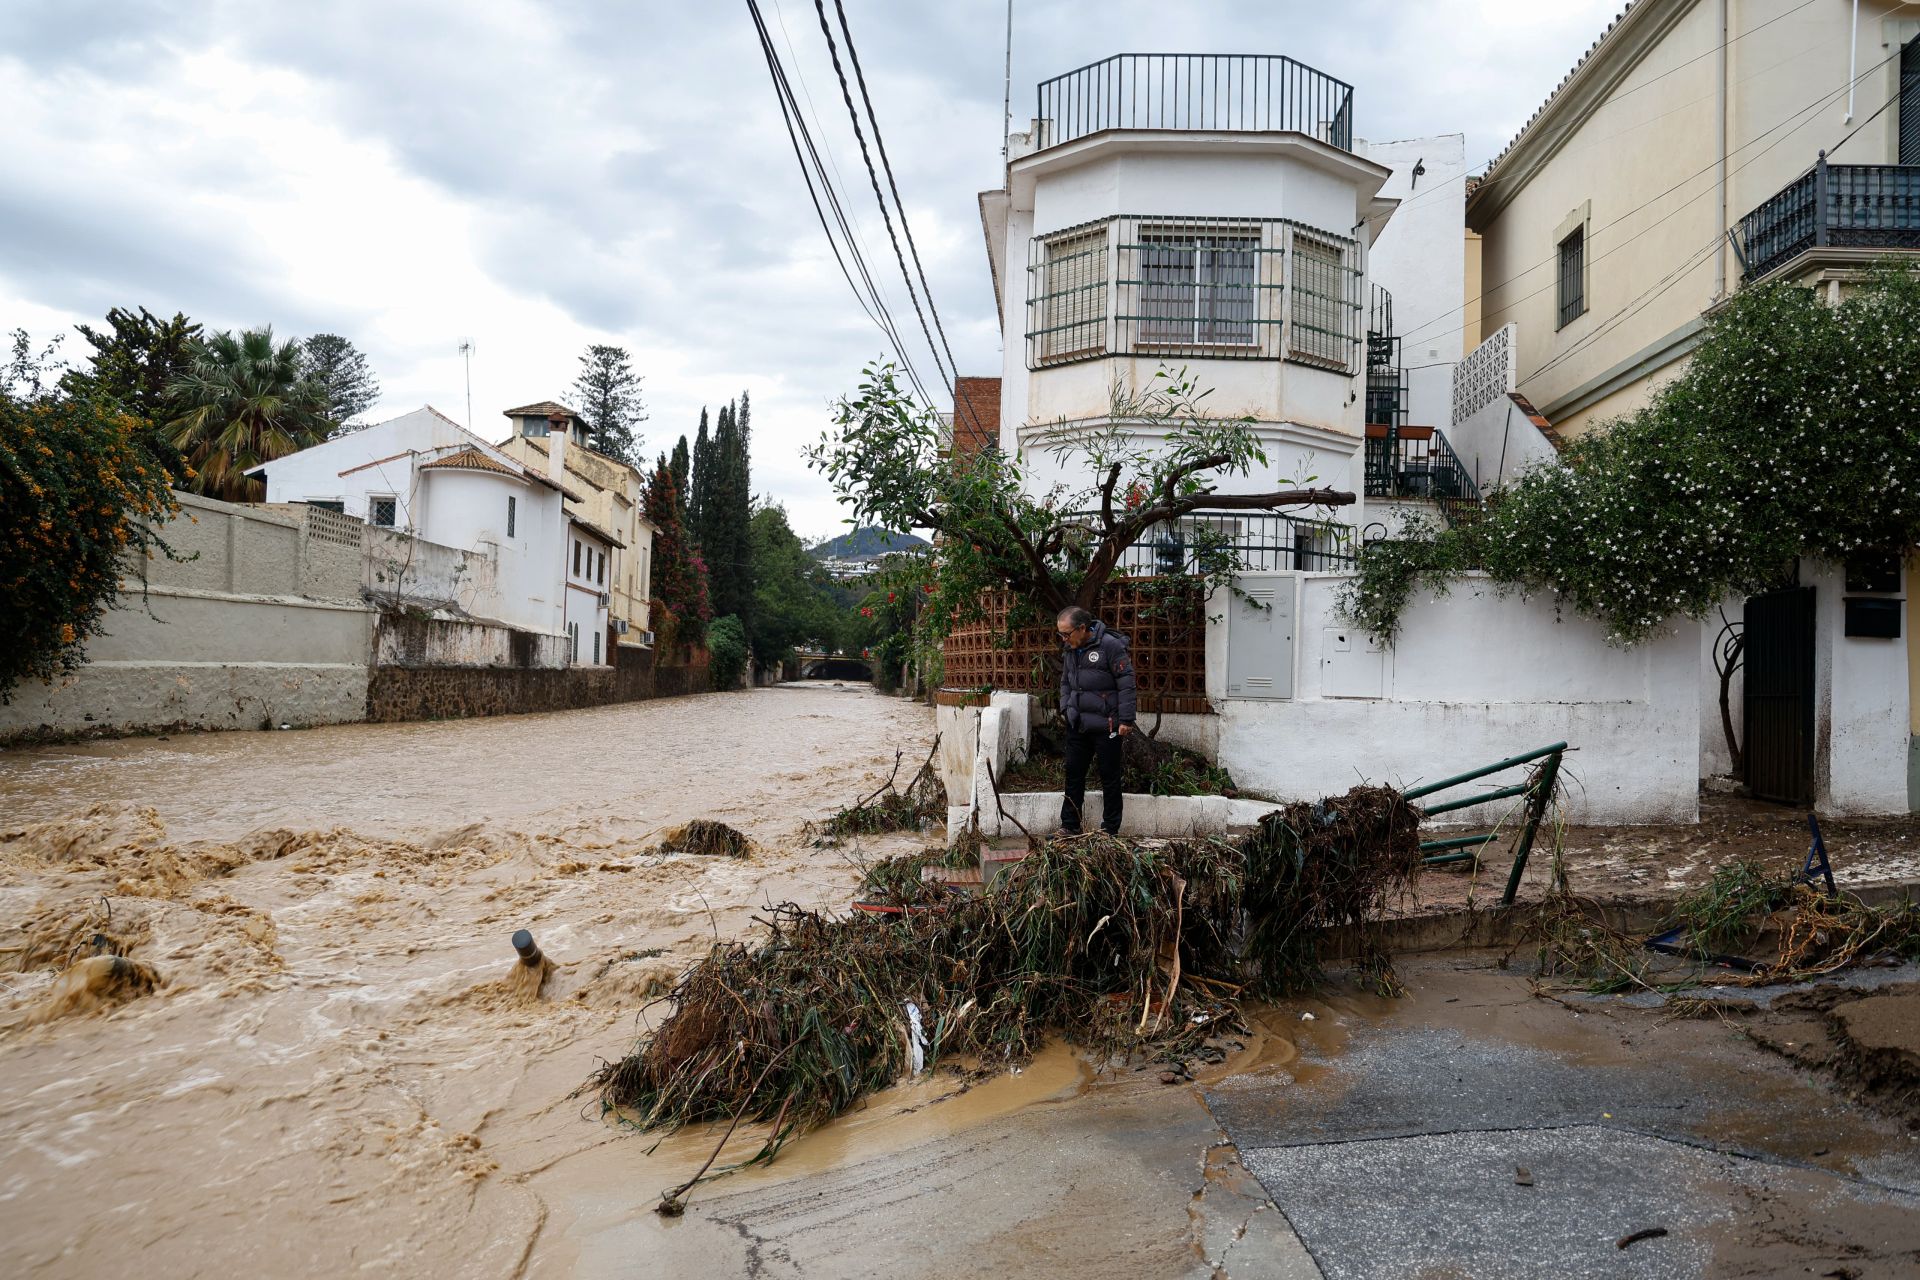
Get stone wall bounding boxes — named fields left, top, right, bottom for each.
left=366, top=649, right=709, bottom=722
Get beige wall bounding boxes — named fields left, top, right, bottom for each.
left=1462, top=226, right=1483, bottom=351
left=1470, top=0, right=1918, bottom=438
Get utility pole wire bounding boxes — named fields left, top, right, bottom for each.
left=818, top=0, right=994, bottom=442
left=810, top=0, right=953, bottom=402
left=746, top=0, right=939, bottom=410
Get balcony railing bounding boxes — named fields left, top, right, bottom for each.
left=1364, top=425, right=1482, bottom=528
left=1035, top=54, right=1355, bottom=153
left=1733, top=153, right=1920, bottom=282
left=1071, top=509, right=1357, bottom=576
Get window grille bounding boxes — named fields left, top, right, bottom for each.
left=1137, top=228, right=1259, bottom=345
left=1902, top=34, right=1919, bottom=167
left=1035, top=226, right=1108, bottom=362
left=506, top=495, right=516, bottom=538
left=369, top=496, right=397, bottom=528
left=1557, top=225, right=1586, bottom=328
left=1028, top=215, right=1352, bottom=369
left=1287, top=233, right=1351, bottom=366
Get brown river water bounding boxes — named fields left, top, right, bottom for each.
left=0, top=684, right=965, bottom=1276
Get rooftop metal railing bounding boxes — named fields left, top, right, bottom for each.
left=1035, top=54, right=1355, bottom=152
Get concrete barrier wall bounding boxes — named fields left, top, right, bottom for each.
left=1211, top=575, right=1699, bottom=825
left=0, top=493, right=377, bottom=743
left=372, top=612, right=569, bottom=670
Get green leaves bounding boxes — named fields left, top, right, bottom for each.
left=1344, top=266, right=1920, bottom=645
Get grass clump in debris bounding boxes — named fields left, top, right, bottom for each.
left=1524, top=858, right=1920, bottom=995
left=809, top=739, right=946, bottom=842
left=1670, top=857, right=1793, bottom=955
left=855, top=840, right=980, bottom=906
left=590, top=784, right=1422, bottom=1179
left=1241, top=790, right=1423, bottom=995
left=650, top=821, right=751, bottom=858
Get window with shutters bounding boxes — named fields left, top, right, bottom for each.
left=1033, top=225, right=1108, bottom=362
left=573, top=539, right=582, bottom=577
left=1287, top=233, right=1353, bottom=366
left=1137, top=228, right=1259, bottom=346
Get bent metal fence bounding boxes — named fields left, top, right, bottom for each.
left=940, top=578, right=1210, bottom=714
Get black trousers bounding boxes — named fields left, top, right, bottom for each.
left=1061, top=726, right=1124, bottom=835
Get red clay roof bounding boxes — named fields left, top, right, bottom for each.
left=503, top=400, right=578, bottom=419
left=418, top=447, right=518, bottom=476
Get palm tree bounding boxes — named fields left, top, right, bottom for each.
left=165, top=327, right=332, bottom=500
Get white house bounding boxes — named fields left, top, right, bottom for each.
left=954, top=53, right=1703, bottom=828
left=252, top=406, right=584, bottom=642
left=980, top=54, right=1398, bottom=544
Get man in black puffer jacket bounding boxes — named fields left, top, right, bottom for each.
left=1055, top=606, right=1136, bottom=836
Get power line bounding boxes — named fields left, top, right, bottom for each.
left=830, top=0, right=962, bottom=386
left=823, top=0, right=996, bottom=444
left=809, top=0, right=955, bottom=402
left=745, top=0, right=939, bottom=409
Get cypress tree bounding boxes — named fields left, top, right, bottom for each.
left=669, top=434, right=691, bottom=520
left=689, top=408, right=712, bottom=541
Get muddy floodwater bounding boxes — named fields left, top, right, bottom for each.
left=0, top=684, right=948, bottom=1276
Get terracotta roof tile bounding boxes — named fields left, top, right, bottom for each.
left=502, top=400, right=578, bottom=419
left=418, top=447, right=518, bottom=476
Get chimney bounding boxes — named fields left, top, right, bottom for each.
left=546, top=411, right=569, bottom=488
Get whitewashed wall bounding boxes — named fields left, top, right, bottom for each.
left=1358, top=134, right=1467, bottom=431
left=1810, top=560, right=1911, bottom=815
left=1209, top=574, right=1700, bottom=825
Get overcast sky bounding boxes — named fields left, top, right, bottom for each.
left=1, top=0, right=1624, bottom=538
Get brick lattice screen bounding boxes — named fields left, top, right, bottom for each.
left=940, top=578, right=1211, bottom=714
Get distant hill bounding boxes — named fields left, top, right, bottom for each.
left=809, top=527, right=929, bottom=560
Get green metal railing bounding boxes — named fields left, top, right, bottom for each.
left=1403, top=742, right=1567, bottom=906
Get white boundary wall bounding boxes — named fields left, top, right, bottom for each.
left=1209, top=574, right=1699, bottom=826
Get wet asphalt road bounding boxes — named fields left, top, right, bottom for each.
left=1206, top=957, right=1920, bottom=1280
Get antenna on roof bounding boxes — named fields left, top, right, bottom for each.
left=458, top=340, right=474, bottom=428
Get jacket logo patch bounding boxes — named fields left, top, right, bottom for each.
left=1086, top=651, right=1100, bottom=663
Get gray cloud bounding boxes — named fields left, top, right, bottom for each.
left=1, top=0, right=1621, bottom=530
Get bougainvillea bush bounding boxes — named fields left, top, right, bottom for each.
left=2, top=332, right=184, bottom=699
left=1343, top=266, right=1920, bottom=645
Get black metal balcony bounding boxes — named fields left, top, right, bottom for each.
left=1365, top=426, right=1482, bottom=528
left=1734, top=153, right=1920, bottom=282
left=1035, top=54, right=1355, bottom=153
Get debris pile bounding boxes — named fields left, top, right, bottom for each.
left=592, top=784, right=1421, bottom=1160
left=808, top=739, right=945, bottom=841
left=649, top=821, right=751, bottom=858
left=1526, top=858, right=1920, bottom=993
